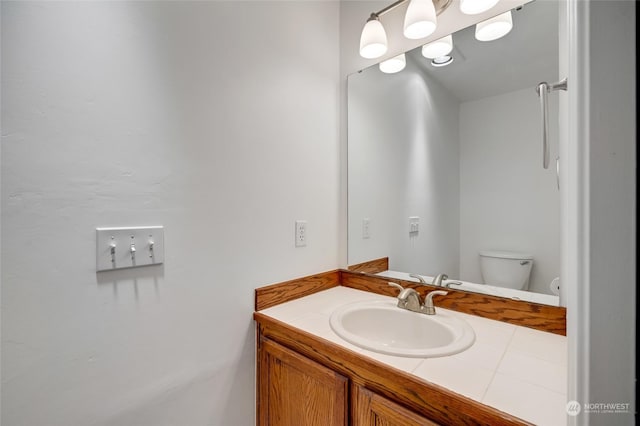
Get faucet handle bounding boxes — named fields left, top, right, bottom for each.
left=388, top=282, right=405, bottom=293
left=445, top=281, right=463, bottom=288
left=424, top=290, right=448, bottom=315
left=426, top=290, right=448, bottom=300
left=409, top=273, right=427, bottom=284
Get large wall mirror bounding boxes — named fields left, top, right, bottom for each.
left=348, top=0, right=561, bottom=306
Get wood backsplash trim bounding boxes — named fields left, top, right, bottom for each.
left=255, top=270, right=340, bottom=311
left=340, top=270, right=567, bottom=335
left=347, top=257, right=389, bottom=274
left=255, top=313, right=532, bottom=426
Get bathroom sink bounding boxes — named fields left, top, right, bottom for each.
left=329, top=300, right=475, bottom=358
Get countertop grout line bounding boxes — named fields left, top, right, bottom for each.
left=480, top=326, right=517, bottom=402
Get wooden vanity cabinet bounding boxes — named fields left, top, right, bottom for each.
left=254, top=270, right=560, bottom=425
left=257, top=335, right=439, bottom=426
left=256, top=313, right=529, bottom=426
left=258, top=338, right=348, bottom=426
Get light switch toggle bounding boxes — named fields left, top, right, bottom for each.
left=109, top=238, right=117, bottom=264
left=130, top=236, right=137, bottom=261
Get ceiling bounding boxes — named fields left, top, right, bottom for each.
left=407, top=0, right=559, bottom=102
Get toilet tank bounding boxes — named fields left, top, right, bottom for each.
left=479, top=251, right=534, bottom=290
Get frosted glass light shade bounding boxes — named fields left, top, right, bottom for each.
left=475, top=11, right=513, bottom=41
left=360, top=18, right=388, bottom=59
left=459, top=0, right=500, bottom=15
left=403, top=0, right=437, bottom=40
left=421, top=34, right=453, bottom=59
left=379, top=54, right=406, bottom=73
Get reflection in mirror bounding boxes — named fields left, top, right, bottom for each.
left=348, top=0, right=561, bottom=306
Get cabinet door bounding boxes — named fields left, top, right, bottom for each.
left=258, top=338, right=348, bottom=426
left=353, top=385, right=440, bottom=426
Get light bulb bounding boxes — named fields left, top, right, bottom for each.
left=475, top=11, right=513, bottom=41
left=359, top=17, right=388, bottom=59
left=431, top=55, right=453, bottom=67
left=459, top=0, right=500, bottom=15
left=379, top=54, right=406, bottom=73
left=403, top=0, right=437, bottom=40
left=421, top=34, right=453, bottom=59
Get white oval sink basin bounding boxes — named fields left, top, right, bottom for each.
left=329, top=300, right=475, bottom=358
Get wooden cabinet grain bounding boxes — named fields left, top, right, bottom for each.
left=258, top=337, right=348, bottom=426
left=353, top=385, right=439, bottom=426
left=257, top=336, right=440, bottom=426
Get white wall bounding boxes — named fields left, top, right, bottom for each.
left=459, top=88, right=560, bottom=294
left=348, top=57, right=459, bottom=276
left=0, top=2, right=339, bottom=425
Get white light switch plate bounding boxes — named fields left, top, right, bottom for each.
left=409, top=216, right=420, bottom=235
left=96, top=226, right=164, bottom=271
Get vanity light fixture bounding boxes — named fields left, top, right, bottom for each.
left=431, top=55, right=453, bottom=67
left=379, top=53, right=407, bottom=73
left=421, top=34, right=453, bottom=59
left=475, top=10, right=513, bottom=41
left=459, top=0, right=500, bottom=15
left=360, top=15, right=388, bottom=59
left=359, top=0, right=453, bottom=59
left=404, top=0, right=437, bottom=39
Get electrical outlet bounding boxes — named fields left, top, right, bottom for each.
left=295, top=220, right=307, bottom=247
left=362, top=218, right=371, bottom=239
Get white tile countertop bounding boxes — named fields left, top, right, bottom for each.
left=260, top=286, right=568, bottom=426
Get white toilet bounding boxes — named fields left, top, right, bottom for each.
left=479, top=251, right=534, bottom=290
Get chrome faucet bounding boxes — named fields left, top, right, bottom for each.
left=431, top=273, right=448, bottom=287
left=424, top=290, right=448, bottom=315
left=409, top=273, right=427, bottom=284
left=388, top=283, right=448, bottom=315
left=388, top=282, right=422, bottom=312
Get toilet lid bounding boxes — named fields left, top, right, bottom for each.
left=479, top=250, right=533, bottom=260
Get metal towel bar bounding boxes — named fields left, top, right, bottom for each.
left=536, top=78, right=567, bottom=169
